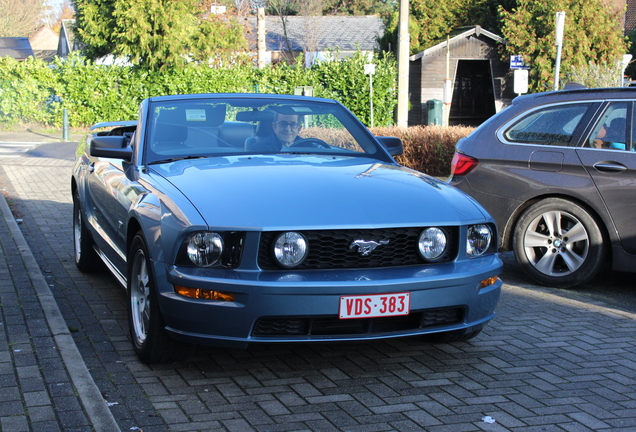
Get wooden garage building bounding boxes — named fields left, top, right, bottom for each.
left=409, top=26, right=516, bottom=126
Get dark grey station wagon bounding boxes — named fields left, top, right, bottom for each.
left=449, top=87, right=636, bottom=288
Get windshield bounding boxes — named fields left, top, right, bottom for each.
left=144, top=97, right=381, bottom=164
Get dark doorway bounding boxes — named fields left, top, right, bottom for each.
left=450, top=60, right=496, bottom=126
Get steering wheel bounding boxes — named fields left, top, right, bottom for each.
left=288, top=138, right=331, bottom=149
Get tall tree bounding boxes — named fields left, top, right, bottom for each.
left=379, top=0, right=505, bottom=55
left=73, top=0, right=248, bottom=70
left=0, top=0, right=45, bottom=37
left=499, top=0, right=627, bottom=91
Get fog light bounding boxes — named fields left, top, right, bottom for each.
left=418, top=227, right=448, bottom=261
left=174, top=285, right=235, bottom=301
left=273, top=232, right=308, bottom=268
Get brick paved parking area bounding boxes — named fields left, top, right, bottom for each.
left=1, top=147, right=636, bottom=432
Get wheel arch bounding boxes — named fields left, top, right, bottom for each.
left=126, top=218, right=143, bottom=257
left=71, top=177, right=78, bottom=196
left=501, top=193, right=613, bottom=262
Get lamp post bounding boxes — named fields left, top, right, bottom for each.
left=364, top=62, right=375, bottom=128
left=553, top=11, right=566, bottom=91
left=396, top=0, right=409, bottom=127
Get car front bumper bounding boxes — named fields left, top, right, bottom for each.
left=155, top=255, right=503, bottom=348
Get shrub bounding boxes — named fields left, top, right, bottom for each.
left=0, top=52, right=397, bottom=128
left=370, top=125, right=474, bottom=177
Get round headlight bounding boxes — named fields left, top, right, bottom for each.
left=418, top=227, right=448, bottom=261
left=467, top=224, right=492, bottom=257
left=187, top=232, right=224, bottom=267
left=273, top=232, right=308, bottom=268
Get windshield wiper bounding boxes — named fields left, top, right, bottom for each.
left=148, top=155, right=208, bottom=165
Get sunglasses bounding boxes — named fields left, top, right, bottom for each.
left=274, top=121, right=301, bottom=129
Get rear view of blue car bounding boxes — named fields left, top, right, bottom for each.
left=72, top=93, right=502, bottom=363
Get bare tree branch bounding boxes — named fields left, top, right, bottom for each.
left=268, top=0, right=324, bottom=63
left=0, top=0, right=46, bottom=37
left=268, top=0, right=299, bottom=58
left=298, top=1, right=323, bottom=64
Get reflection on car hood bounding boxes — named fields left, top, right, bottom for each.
left=150, top=155, right=487, bottom=230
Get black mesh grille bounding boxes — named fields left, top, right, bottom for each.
left=258, top=227, right=458, bottom=270
left=252, top=307, right=464, bottom=337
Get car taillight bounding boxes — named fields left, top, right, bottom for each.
left=450, top=152, right=478, bottom=176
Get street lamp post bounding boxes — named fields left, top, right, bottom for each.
left=396, top=0, right=409, bottom=128
left=553, top=11, right=566, bottom=91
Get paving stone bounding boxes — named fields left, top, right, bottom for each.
left=3, top=144, right=636, bottom=432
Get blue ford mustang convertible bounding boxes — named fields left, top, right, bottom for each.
left=72, top=93, right=502, bottom=363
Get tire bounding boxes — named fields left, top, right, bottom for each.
left=127, top=232, right=188, bottom=363
left=73, top=191, right=100, bottom=272
left=513, top=198, right=607, bottom=288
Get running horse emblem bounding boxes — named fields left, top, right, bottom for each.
left=349, top=239, right=390, bottom=256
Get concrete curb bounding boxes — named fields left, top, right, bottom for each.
left=0, top=192, right=121, bottom=432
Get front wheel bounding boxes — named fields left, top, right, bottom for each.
left=128, top=232, right=187, bottom=363
left=513, top=198, right=607, bottom=288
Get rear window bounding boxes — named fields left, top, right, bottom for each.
left=585, top=102, right=630, bottom=151
left=503, top=103, right=591, bottom=146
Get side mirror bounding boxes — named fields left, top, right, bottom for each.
left=89, top=136, right=132, bottom=160
left=376, top=136, right=403, bottom=157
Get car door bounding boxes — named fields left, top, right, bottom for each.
left=87, top=154, right=136, bottom=270
left=576, top=100, right=636, bottom=254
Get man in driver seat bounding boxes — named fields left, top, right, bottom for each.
left=253, top=113, right=303, bottom=151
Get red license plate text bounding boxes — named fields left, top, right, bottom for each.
left=339, top=293, right=410, bottom=319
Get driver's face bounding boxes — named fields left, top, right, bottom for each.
left=273, top=114, right=302, bottom=145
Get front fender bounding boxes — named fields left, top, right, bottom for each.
left=130, top=170, right=208, bottom=268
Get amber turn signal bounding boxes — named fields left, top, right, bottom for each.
left=174, top=285, right=235, bottom=301
left=480, top=276, right=499, bottom=289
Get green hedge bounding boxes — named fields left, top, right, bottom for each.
left=0, top=52, right=397, bottom=127
left=371, top=125, right=474, bottom=177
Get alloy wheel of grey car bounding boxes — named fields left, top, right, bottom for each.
left=128, top=233, right=183, bottom=364
left=73, top=191, right=99, bottom=272
left=513, top=198, right=607, bottom=288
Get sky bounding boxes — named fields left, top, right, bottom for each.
left=45, top=0, right=64, bottom=15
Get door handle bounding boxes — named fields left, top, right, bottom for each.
left=593, top=162, right=627, bottom=173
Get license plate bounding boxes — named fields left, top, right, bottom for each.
left=339, top=293, right=410, bottom=319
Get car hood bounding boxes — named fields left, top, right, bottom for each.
left=150, top=155, right=489, bottom=230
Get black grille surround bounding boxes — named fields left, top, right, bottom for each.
left=258, top=227, right=458, bottom=270
left=252, top=307, right=465, bottom=337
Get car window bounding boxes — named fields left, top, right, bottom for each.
left=586, top=102, right=630, bottom=151
left=503, top=103, right=591, bottom=146
left=144, top=98, right=378, bottom=163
